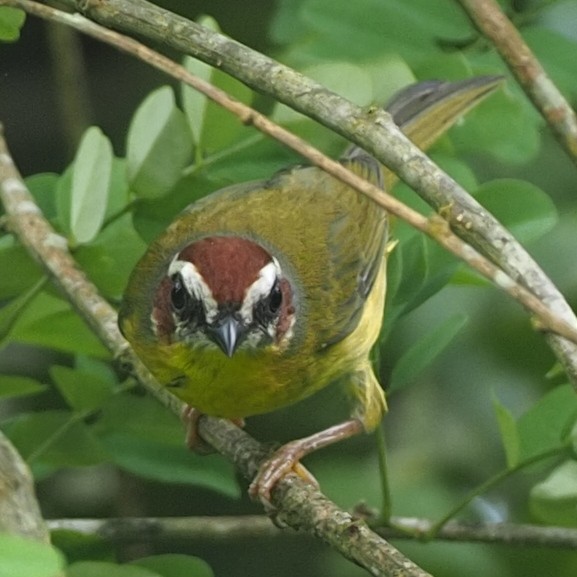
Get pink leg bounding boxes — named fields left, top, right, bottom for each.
left=249, top=419, right=363, bottom=509
left=181, top=406, right=244, bottom=454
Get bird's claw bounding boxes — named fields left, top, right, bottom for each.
left=249, top=441, right=319, bottom=510
left=182, top=406, right=245, bottom=454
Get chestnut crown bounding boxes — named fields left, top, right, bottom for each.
left=151, top=236, right=295, bottom=356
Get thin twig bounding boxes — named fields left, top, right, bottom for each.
left=0, top=132, right=431, bottom=577
left=39, top=0, right=577, bottom=389
left=426, top=445, right=568, bottom=538
left=5, top=0, right=577, bottom=357
left=46, top=515, right=577, bottom=549
left=457, top=0, right=577, bottom=163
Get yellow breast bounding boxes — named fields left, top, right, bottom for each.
left=126, top=251, right=387, bottom=425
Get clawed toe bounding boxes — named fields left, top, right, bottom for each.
left=249, top=443, right=319, bottom=509
left=182, top=407, right=245, bottom=454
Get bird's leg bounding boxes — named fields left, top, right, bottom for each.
left=181, top=406, right=245, bottom=455
left=249, top=419, right=364, bottom=508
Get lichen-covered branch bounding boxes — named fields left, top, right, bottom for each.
left=457, top=0, right=577, bottom=164
left=47, top=515, right=577, bottom=550
left=0, top=431, right=49, bottom=542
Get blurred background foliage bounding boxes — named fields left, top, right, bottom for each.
left=1, top=0, right=577, bottom=575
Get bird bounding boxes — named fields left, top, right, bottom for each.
left=119, top=75, right=502, bottom=506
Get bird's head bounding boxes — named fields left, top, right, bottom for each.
left=151, top=236, right=296, bottom=356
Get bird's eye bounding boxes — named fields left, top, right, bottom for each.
left=170, top=274, right=190, bottom=313
left=254, top=280, right=283, bottom=328
left=268, top=282, right=283, bottom=314
left=169, top=274, right=204, bottom=328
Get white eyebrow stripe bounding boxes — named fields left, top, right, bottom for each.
left=240, top=258, right=282, bottom=323
left=169, top=257, right=218, bottom=322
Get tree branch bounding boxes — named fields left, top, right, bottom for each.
left=47, top=515, right=577, bottom=550
left=0, top=130, right=431, bottom=577
left=45, top=23, right=94, bottom=155
left=457, top=0, right=577, bottom=165
left=0, top=430, right=49, bottom=542
left=40, top=0, right=577, bottom=390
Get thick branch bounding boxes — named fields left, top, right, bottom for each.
left=0, top=133, right=430, bottom=577
left=45, top=23, right=93, bottom=154
left=44, top=0, right=577, bottom=388
left=47, top=515, right=577, bottom=549
left=457, top=0, right=577, bottom=164
left=0, top=431, right=49, bottom=542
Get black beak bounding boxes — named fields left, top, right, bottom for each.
left=208, top=315, right=246, bottom=357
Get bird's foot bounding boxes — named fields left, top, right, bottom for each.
left=248, top=419, right=363, bottom=510
left=182, top=406, right=244, bottom=454
left=249, top=440, right=319, bottom=511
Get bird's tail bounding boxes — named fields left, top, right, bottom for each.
left=342, top=75, right=504, bottom=189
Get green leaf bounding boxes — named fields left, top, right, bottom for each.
left=25, top=173, right=59, bottom=219
left=570, top=420, right=577, bottom=454
left=525, top=26, right=577, bottom=99
left=5, top=410, right=108, bottom=467
left=540, top=0, right=577, bottom=45
left=133, top=555, right=214, bottom=577
left=67, top=561, right=160, bottom=577
left=0, top=279, right=46, bottom=344
left=530, top=459, right=577, bottom=527
left=450, top=87, right=540, bottom=165
left=69, top=127, right=114, bottom=244
left=0, top=7, right=25, bottom=42
left=389, top=313, right=468, bottom=392
left=195, top=134, right=295, bottom=184
left=51, top=529, right=112, bottom=565
left=130, top=171, right=222, bottom=243
left=381, top=232, right=433, bottom=341
left=55, top=166, right=73, bottom=236
left=104, top=157, right=131, bottom=221
left=95, top=394, right=184, bottom=445
left=94, top=395, right=239, bottom=496
left=126, top=86, right=193, bottom=199
left=50, top=365, right=114, bottom=413
left=182, top=18, right=252, bottom=155
left=186, top=65, right=253, bottom=154
left=492, top=393, right=520, bottom=468
left=101, top=433, right=239, bottom=497
left=388, top=233, right=429, bottom=311
left=0, top=533, right=64, bottom=577
left=0, top=237, right=43, bottom=299
left=181, top=18, right=216, bottom=148
left=76, top=356, right=118, bottom=387
left=517, top=384, right=577, bottom=461
left=475, top=179, right=558, bottom=244
left=0, top=375, right=47, bottom=400
left=273, top=0, right=473, bottom=63
left=75, top=213, right=147, bottom=300
left=9, top=291, right=109, bottom=357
